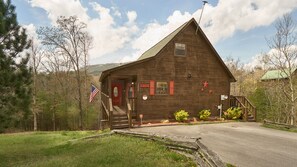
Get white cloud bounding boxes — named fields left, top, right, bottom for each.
left=111, top=6, right=121, bottom=17
left=28, top=0, right=297, bottom=64
left=29, top=0, right=89, bottom=24
left=28, top=0, right=139, bottom=63
left=127, top=11, right=137, bottom=24
left=244, top=54, right=266, bottom=70
left=195, top=0, right=297, bottom=43
left=245, top=45, right=297, bottom=70
left=23, top=24, right=38, bottom=43
left=122, top=0, right=297, bottom=62
left=134, top=10, right=191, bottom=53
left=119, top=11, right=192, bottom=62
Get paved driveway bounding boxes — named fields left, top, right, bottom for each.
left=130, top=122, right=297, bottom=167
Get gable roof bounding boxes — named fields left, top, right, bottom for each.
left=261, top=68, right=296, bottom=81
left=137, top=21, right=188, bottom=61
left=100, top=18, right=236, bottom=82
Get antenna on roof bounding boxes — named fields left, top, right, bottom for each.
left=196, top=1, right=208, bottom=34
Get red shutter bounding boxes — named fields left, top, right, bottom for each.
left=149, top=80, right=155, bottom=95
left=170, top=81, right=174, bottom=95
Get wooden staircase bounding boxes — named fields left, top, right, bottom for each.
left=230, top=96, right=256, bottom=122
left=111, top=106, right=129, bottom=129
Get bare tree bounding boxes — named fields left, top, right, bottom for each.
left=263, top=14, right=297, bottom=125
left=38, top=16, right=93, bottom=129
left=29, top=39, right=43, bottom=131
left=225, top=57, right=245, bottom=95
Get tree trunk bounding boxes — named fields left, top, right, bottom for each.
left=33, top=65, right=38, bottom=131
left=52, top=111, right=56, bottom=131
left=290, top=106, right=295, bottom=125
left=33, top=112, right=37, bottom=131
left=77, top=70, right=83, bottom=130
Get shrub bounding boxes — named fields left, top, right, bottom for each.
left=174, top=110, right=189, bottom=122
left=199, top=109, right=211, bottom=120
left=224, top=107, right=242, bottom=120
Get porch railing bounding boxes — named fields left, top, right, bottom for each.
left=101, top=92, right=113, bottom=126
left=230, top=96, right=256, bottom=121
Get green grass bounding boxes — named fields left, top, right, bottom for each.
left=0, top=131, right=195, bottom=167
left=263, top=124, right=297, bottom=133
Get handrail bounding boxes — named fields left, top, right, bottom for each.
left=244, top=97, right=256, bottom=108
left=235, top=96, right=255, bottom=108
left=109, top=98, right=113, bottom=128
left=101, top=101, right=109, bottom=117
left=233, top=96, right=248, bottom=121
left=101, top=92, right=109, bottom=98
left=231, top=96, right=257, bottom=121
left=100, top=92, right=113, bottom=128
left=109, top=98, right=113, bottom=112
left=233, top=96, right=246, bottom=108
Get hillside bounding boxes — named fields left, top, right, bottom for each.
left=87, top=63, right=125, bottom=76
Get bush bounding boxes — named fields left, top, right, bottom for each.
left=199, top=109, right=211, bottom=120
left=174, top=110, right=189, bottom=122
left=224, top=107, right=242, bottom=120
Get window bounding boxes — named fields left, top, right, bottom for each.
left=175, top=43, right=186, bottom=56
left=156, top=82, right=168, bottom=95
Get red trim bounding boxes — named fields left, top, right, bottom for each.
left=169, top=81, right=174, bottom=95
left=149, top=80, right=155, bottom=95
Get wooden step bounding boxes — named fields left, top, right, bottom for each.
left=113, top=106, right=126, bottom=115
left=113, top=115, right=128, bottom=119
left=112, top=120, right=128, bottom=124
left=111, top=108, right=129, bottom=129
left=112, top=124, right=129, bottom=129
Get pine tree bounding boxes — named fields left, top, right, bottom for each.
left=0, top=0, right=32, bottom=132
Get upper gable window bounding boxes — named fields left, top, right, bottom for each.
left=175, top=43, right=186, bottom=56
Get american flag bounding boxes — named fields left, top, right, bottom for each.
left=89, top=84, right=99, bottom=102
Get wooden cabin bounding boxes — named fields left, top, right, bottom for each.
left=99, top=18, right=255, bottom=129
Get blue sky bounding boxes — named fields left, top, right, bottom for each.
left=11, top=0, right=297, bottom=67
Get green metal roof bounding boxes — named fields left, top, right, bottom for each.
left=137, top=21, right=188, bottom=61
left=261, top=69, right=296, bottom=80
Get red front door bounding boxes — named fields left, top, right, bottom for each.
left=112, top=83, right=122, bottom=106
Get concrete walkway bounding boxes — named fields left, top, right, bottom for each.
left=130, top=122, right=297, bottom=167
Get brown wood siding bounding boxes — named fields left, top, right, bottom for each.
left=103, top=22, right=231, bottom=120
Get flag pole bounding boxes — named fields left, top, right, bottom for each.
left=196, top=1, right=208, bottom=34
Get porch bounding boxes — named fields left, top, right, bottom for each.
left=100, top=75, right=137, bottom=129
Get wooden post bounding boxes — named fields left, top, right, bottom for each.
left=244, top=108, right=248, bottom=121
left=98, top=102, right=102, bottom=130
left=254, top=108, right=257, bottom=121
left=128, top=103, right=132, bottom=128
left=109, top=98, right=113, bottom=129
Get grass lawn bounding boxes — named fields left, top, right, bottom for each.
left=0, top=131, right=195, bottom=167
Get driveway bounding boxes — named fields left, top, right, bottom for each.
left=130, top=122, right=297, bottom=167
